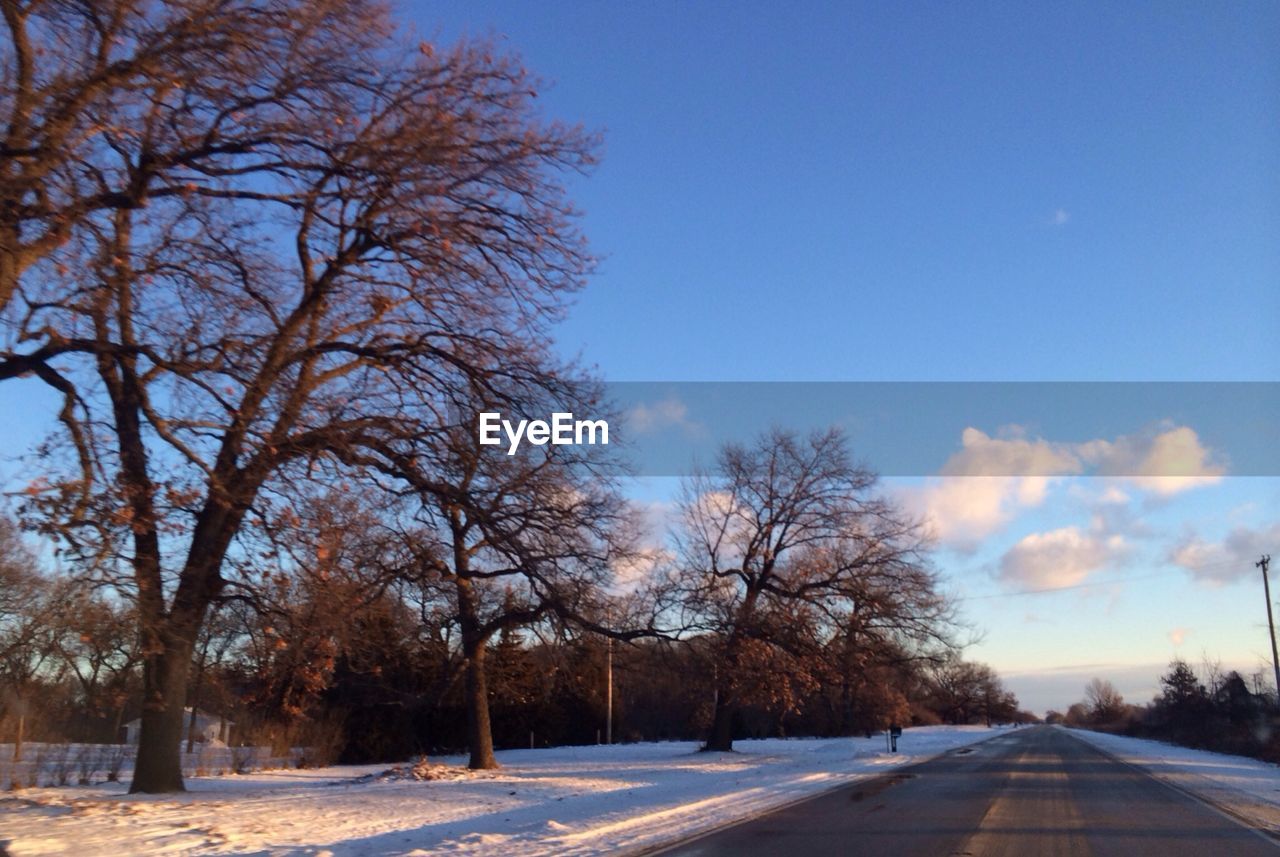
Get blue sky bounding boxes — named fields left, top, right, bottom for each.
left=411, top=1, right=1280, bottom=713
left=420, top=0, right=1279, bottom=383
left=3, top=2, right=1276, bottom=715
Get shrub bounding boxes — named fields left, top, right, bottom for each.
left=104, top=745, right=130, bottom=782
left=75, top=746, right=102, bottom=785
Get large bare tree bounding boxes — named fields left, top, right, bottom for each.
left=4, top=1, right=599, bottom=791
left=675, top=427, right=955, bottom=752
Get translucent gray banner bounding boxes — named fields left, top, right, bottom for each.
left=589, top=382, right=1279, bottom=477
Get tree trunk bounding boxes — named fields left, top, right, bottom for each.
left=130, top=635, right=195, bottom=793
left=705, top=696, right=735, bottom=751
left=13, top=706, right=23, bottom=762
left=125, top=489, right=244, bottom=792
left=703, top=588, right=761, bottom=753
left=841, top=628, right=861, bottom=736
left=704, top=672, right=735, bottom=752
left=840, top=674, right=854, bottom=736
left=463, top=636, right=497, bottom=769
left=453, top=557, right=498, bottom=770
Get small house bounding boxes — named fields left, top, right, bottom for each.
left=123, top=708, right=232, bottom=745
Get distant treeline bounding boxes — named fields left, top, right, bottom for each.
left=1049, top=659, right=1277, bottom=762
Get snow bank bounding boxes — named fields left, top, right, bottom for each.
left=0, top=725, right=1002, bottom=856
left=1067, top=727, right=1280, bottom=835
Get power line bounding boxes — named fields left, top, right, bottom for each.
left=956, top=571, right=1168, bottom=601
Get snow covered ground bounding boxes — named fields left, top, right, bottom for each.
left=0, top=726, right=1001, bottom=856
left=1068, top=727, right=1280, bottom=836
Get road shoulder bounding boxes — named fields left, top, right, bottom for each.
left=1063, top=726, right=1280, bottom=841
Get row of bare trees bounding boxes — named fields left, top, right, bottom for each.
left=2, top=538, right=1029, bottom=765
left=1, top=0, right=1020, bottom=791
left=0, top=420, right=1028, bottom=773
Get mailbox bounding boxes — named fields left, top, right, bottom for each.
left=889, top=725, right=903, bottom=738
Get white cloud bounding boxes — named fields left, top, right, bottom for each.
left=939, top=423, right=1224, bottom=488
left=902, top=427, right=1079, bottom=550
left=905, top=476, right=1051, bottom=552
left=1169, top=522, right=1280, bottom=586
left=907, top=423, right=1223, bottom=550
left=687, top=488, right=738, bottom=523
left=1080, top=425, right=1225, bottom=496
left=1097, top=486, right=1130, bottom=505
left=610, top=545, right=672, bottom=591
left=624, top=397, right=703, bottom=437
left=940, top=427, right=1081, bottom=478
left=998, top=526, right=1126, bottom=590
left=1079, top=483, right=1153, bottom=542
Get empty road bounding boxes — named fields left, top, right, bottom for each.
left=655, top=726, right=1275, bottom=856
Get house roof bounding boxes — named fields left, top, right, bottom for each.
left=124, top=707, right=232, bottom=728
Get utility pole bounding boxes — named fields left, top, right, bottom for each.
left=1258, top=554, right=1279, bottom=706
left=605, top=634, right=613, bottom=745
left=603, top=607, right=613, bottom=745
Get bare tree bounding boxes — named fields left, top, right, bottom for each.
left=675, top=427, right=955, bottom=752
left=50, top=589, right=141, bottom=740
left=227, top=489, right=407, bottom=747
left=979, top=668, right=1018, bottom=727
left=5, top=2, right=598, bottom=792
left=0, top=516, right=59, bottom=759
left=402, top=400, right=634, bottom=769
left=927, top=657, right=1003, bottom=725
left=1084, top=677, right=1125, bottom=724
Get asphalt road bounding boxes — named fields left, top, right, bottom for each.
left=654, top=726, right=1276, bottom=856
